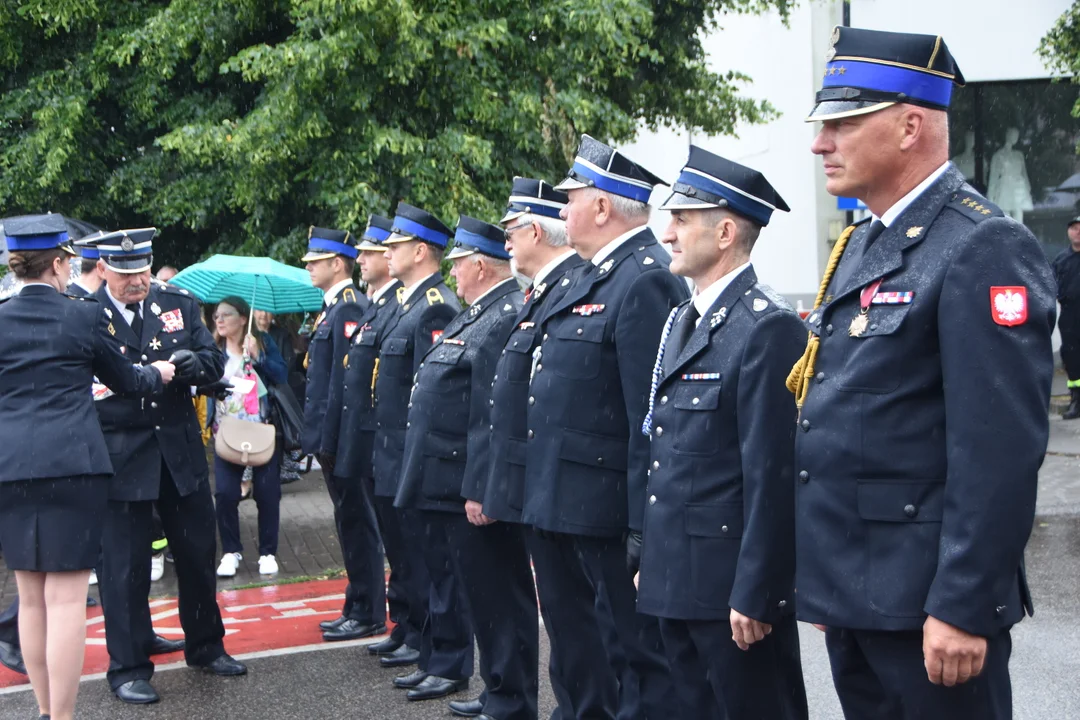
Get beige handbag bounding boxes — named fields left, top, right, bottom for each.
left=215, top=416, right=276, bottom=467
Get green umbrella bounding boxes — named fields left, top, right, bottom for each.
left=170, top=255, right=325, bottom=317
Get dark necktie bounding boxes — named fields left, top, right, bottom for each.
left=670, top=304, right=699, bottom=357
left=126, top=302, right=143, bottom=339
left=834, top=220, right=886, bottom=293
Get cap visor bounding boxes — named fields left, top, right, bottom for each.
left=553, top=176, right=590, bottom=192
left=61, top=245, right=77, bottom=256
left=445, top=247, right=477, bottom=260
left=300, top=251, right=337, bottom=263
left=357, top=239, right=388, bottom=251
left=383, top=232, right=417, bottom=245
left=500, top=209, right=526, bottom=224
left=805, top=101, right=895, bottom=122
left=658, top=191, right=723, bottom=212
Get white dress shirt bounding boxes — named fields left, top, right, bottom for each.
left=691, top=263, right=752, bottom=327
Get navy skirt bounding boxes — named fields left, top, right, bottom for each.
left=0, top=475, right=109, bottom=572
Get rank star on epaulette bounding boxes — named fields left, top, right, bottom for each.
left=709, top=307, right=728, bottom=328
left=149, top=337, right=162, bottom=351
left=643, top=257, right=654, bottom=265
left=597, top=259, right=614, bottom=274
left=753, top=298, right=768, bottom=312
left=503, top=303, right=513, bottom=311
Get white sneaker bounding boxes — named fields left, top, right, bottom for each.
left=309, top=456, right=322, bottom=471
left=216, top=552, right=242, bottom=578
left=258, top=555, right=279, bottom=575
left=150, top=553, right=165, bottom=582
left=88, top=569, right=98, bottom=586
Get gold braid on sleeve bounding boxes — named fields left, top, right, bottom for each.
left=785, top=224, right=857, bottom=409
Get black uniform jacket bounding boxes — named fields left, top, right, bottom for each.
left=521, top=228, right=689, bottom=536
left=481, top=253, right=584, bottom=523
left=371, top=273, right=460, bottom=498
left=302, top=282, right=369, bottom=456
left=395, top=279, right=523, bottom=513
left=0, top=285, right=163, bottom=482
left=636, top=268, right=805, bottom=623
left=92, top=283, right=223, bottom=501
left=335, top=280, right=403, bottom=480
left=795, top=165, right=1055, bottom=638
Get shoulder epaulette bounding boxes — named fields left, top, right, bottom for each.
left=740, top=283, right=791, bottom=315
left=64, top=293, right=97, bottom=302
left=158, top=284, right=193, bottom=298
left=342, top=286, right=358, bottom=303
left=633, top=244, right=667, bottom=270
left=948, top=193, right=1003, bottom=223
left=426, top=288, right=444, bottom=306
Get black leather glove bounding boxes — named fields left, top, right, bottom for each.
left=169, top=349, right=199, bottom=381
left=626, top=530, right=643, bottom=576
left=198, top=380, right=234, bottom=401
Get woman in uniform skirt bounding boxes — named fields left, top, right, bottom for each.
left=0, top=215, right=175, bottom=720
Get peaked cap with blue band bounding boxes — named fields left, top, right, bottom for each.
left=807, top=27, right=965, bottom=122
left=301, top=226, right=358, bottom=262
left=76, top=228, right=156, bottom=273
left=3, top=214, right=75, bottom=254
left=554, top=134, right=667, bottom=203
left=660, top=146, right=789, bottom=227
left=501, top=177, right=568, bottom=224
left=75, top=229, right=106, bottom=259
left=358, top=214, right=394, bottom=251
left=447, top=215, right=510, bottom=261
left=386, top=202, right=452, bottom=248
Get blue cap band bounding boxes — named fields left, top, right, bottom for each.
left=364, top=227, right=391, bottom=243
left=570, top=161, right=653, bottom=203
left=5, top=231, right=69, bottom=251
left=823, top=60, right=954, bottom=108
left=506, top=202, right=563, bottom=220
left=393, top=216, right=449, bottom=247
left=309, top=236, right=358, bottom=259
left=453, top=229, right=510, bottom=260
left=674, top=170, right=773, bottom=226
left=80, top=247, right=100, bottom=259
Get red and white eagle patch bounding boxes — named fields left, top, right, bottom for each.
left=432, top=330, right=443, bottom=344
left=344, top=321, right=358, bottom=338
left=990, top=286, right=1027, bottom=327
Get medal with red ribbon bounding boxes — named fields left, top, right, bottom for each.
left=848, top=278, right=883, bottom=337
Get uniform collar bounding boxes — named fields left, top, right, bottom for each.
left=323, top=278, right=353, bottom=306
left=692, top=262, right=751, bottom=322
left=401, top=272, right=440, bottom=305
left=18, top=282, right=55, bottom=294
left=590, top=224, right=648, bottom=268
left=105, top=283, right=141, bottom=315
left=875, top=161, right=951, bottom=228
left=370, top=279, right=397, bottom=304
left=470, top=277, right=517, bottom=307
left=533, top=251, right=577, bottom=287
left=68, top=279, right=94, bottom=294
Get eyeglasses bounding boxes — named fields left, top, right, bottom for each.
left=213, top=311, right=240, bottom=321
left=503, top=222, right=533, bottom=240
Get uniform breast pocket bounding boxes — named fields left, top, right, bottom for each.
left=857, top=479, right=944, bottom=617
left=671, top=382, right=722, bottom=457
left=161, top=328, right=190, bottom=350
left=355, top=331, right=378, bottom=348
left=838, top=304, right=915, bottom=394
left=550, top=318, right=606, bottom=380
left=503, top=329, right=536, bottom=383
left=379, top=336, right=411, bottom=379
left=428, top=343, right=466, bottom=366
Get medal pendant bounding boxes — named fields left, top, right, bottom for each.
left=848, top=311, right=869, bottom=337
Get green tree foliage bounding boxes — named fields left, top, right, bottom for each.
left=1041, top=1, right=1080, bottom=152
left=1, top=0, right=791, bottom=268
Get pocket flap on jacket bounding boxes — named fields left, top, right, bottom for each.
left=685, top=502, right=744, bottom=538
left=857, top=480, right=944, bottom=522
left=553, top=317, right=606, bottom=343
left=505, top=329, right=536, bottom=354
left=382, top=336, right=409, bottom=356
left=558, top=430, right=627, bottom=470
left=424, top=431, right=466, bottom=461
left=428, top=343, right=466, bottom=365
left=673, top=383, right=721, bottom=411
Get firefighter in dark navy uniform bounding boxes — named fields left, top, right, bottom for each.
left=1054, top=216, right=1080, bottom=419
left=636, top=147, right=808, bottom=720
left=81, top=228, right=246, bottom=706
left=330, top=216, right=417, bottom=653
left=299, top=226, right=381, bottom=642
left=395, top=215, right=527, bottom=714
left=372, top=203, right=461, bottom=685
left=523, top=136, right=688, bottom=719
left=67, top=233, right=104, bottom=298
left=794, top=28, right=1055, bottom=719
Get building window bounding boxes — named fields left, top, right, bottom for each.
left=949, top=79, right=1080, bottom=257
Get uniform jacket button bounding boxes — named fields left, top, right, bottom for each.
left=154, top=425, right=161, bottom=431
left=798, top=470, right=809, bottom=483
left=815, top=372, right=825, bottom=382
left=452, top=451, right=458, bottom=457
left=778, top=600, right=787, bottom=609
left=596, top=457, right=604, bottom=465
left=649, top=495, right=656, bottom=505
left=141, top=354, right=148, bottom=361
left=150, top=402, right=158, bottom=409
left=903, top=504, right=918, bottom=518
left=660, top=395, right=668, bottom=404
left=536, top=364, right=542, bottom=372
left=489, top=399, right=494, bottom=406
left=800, top=419, right=810, bottom=431
left=721, top=525, right=729, bottom=533
left=652, top=460, right=660, bottom=470
left=527, top=430, right=534, bottom=439
left=654, top=426, right=663, bottom=437
left=995, top=605, right=1006, bottom=615
left=528, top=396, right=535, bottom=405
left=825, top=324, right=834, bottom=335
left=576, top=328, right=583, bottom=335
left=406, top=422, right=411, bottom=429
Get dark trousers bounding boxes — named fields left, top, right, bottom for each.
left=411, top=510, right=473, bottom=681
left=1060, top=310, right=1080, bottom=380
left=98, top=461, right=226, bottom=689
left=445, top=516, right=539, bottom=720
left=319, top=456, right=385, bottom=624
left=659, top=614, right=808, bottom=720
left=825, top=627, right=1013, bottom=720
left=213, top=447, right=283, bottom=557
left=371, top=487, right=425, bottom=647
left=0, top=597, right=18, bottom=646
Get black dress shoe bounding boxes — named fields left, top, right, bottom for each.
left=448, top=698, right=485, bottom=717
left=322, top=618, right=386, bottom=642
left=379, top=644, right=420, bottom=667
left=367, top=634, right=404, bottom=655
left=319, top=615, right=348, bottom=631
left=114, top=679, right=160, bottom=704
left=392, top=669, right=429, bottom=689
left=0, top=639, right=26, bottom=675
left=85, top=596, right=98, bottom=608
left=189, top=653, right=247, bottom=676
left=407, top=675, right=469, bottom=701
left=149, top=635, right=185, bottom=655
